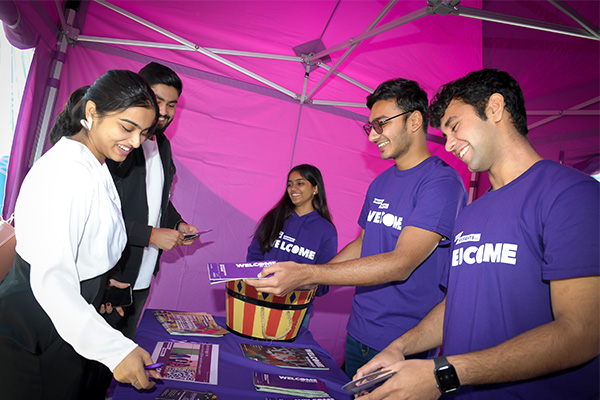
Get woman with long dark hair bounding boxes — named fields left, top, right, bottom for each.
left=0, top=70, right=162, bottom=399
left=247, top=164, right=337, bottom=326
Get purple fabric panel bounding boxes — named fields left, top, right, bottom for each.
left=3, top=0, right=58, bottom=50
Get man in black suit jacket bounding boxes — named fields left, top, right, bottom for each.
left=104, top=62, right=199, bottom=339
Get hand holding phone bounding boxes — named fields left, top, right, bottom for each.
left=342, top=369, right=396, bottom=394
left=102, top=285, right=133, bottom=308
left=183, top=233, right=199, bottom=241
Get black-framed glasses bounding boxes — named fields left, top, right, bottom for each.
left=363, top=110, right=412, bottom=135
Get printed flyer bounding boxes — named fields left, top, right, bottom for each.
left=151, top=341, right=219, bottom=384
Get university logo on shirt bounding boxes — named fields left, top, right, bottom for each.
left=367, top=198, right=402, bottom=231
left=273, top=232, right=317, bottom=261
left=452, top=231, right=518, bottom=267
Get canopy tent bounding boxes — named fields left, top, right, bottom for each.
left=2, top=0, right=598, bottom=364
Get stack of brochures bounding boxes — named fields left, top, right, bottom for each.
left=154, top=310, right=229, bottom=336
left=240, top=343, right=329, bottom=370
left=253, top=372, right=331, bottom=398
left=207, top=261, right=276, bottom=284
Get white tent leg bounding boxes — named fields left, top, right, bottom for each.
left=30, top=7, right=77, bottom=164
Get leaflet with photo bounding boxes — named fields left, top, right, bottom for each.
left=151, top=341, right=219, bottom=385
left=207, top=261, right=276, bottom=284
left=240, top=343, right=329, bottom=370
left=253, top=371, right=330, bottom=398
left=154, top=310, right=229, bottom=337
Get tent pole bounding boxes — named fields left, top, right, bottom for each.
left=454, top=6, right=599, bottom=41
left=305, top=0, right=398, bottom=99
left=299, top=64, right=311, bottom=104
left=93, top=0, right=298, bottom=99
left=316, top=63, right=373, bottom=94
left=527, top=110, right=599, bottom=116
left=528, top=96, right=600, bottom=130
left=78, top=35, right=303, bottom=61
left=311, top=100, right=365, bottom=108
left=468, top=172, right=479, bottom=203
left=307, top=6, right=430, bottom=62
left=30, top=7, right=77, bottom=165
left=547, top=0, right=600, bottom=40
left=54, top=0, right=67, bottom=33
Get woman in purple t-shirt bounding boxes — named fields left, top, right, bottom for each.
left=247, top=164, right=338, bottom=326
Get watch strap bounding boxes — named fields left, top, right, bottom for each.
left=434, top=355, right=449, bottom=369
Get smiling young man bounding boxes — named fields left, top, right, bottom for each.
left=247, top=78, right=467, bottom=377
left=103, top=62, right=199, bottom=340
left=353, top=69, right=599, bottom=400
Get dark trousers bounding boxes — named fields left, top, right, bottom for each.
left=0, top=254, right=106, bottom=400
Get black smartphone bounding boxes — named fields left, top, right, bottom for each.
left=102, top=285, right=133, bottom=307
left=183, top=233, right=199, bottom=240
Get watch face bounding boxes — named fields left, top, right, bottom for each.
left=435, top=365, right=460, bottom=393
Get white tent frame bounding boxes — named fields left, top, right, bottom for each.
left=32, top=0, right=599, bottom=169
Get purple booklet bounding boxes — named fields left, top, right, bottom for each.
left=207, top=260, right=275, bottom=284
left=253, top=371, right=330, bottom=397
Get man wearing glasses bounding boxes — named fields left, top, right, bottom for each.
left=248, top=78, right=467, bottom=377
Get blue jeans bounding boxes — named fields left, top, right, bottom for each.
left=344, top=333, right=433, bottom=378
left=344, top=333, right=380, bottom=378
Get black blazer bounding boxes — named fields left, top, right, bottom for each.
left=106, top=132, right=183, bottom=285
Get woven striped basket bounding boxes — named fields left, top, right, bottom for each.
left=226, top=279, right=315, bottom=341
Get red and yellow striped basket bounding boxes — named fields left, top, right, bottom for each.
left=226, top=279, right=315, bottom=341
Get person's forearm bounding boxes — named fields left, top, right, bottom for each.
left=308, top=226, right=440, bottom=287
left=327, top=236, right=362, bottom=264
left=451, top=276, right=599, bottom=387
left=308, top=249, right=432, bottom=287
left=452, top=317, right=599, bottom=387
left=394, top=297, right=446, bottom=357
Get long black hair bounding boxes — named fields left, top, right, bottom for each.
left=49, top=69, right=159, bottom=145
left=254, top=164, right=334, bottom=254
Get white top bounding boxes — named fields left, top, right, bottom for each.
left=135, top=137, right=164, bottom=290
left=14, top=137, right=137, bottom=371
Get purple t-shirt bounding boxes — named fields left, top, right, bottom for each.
left=247, top=210, right=338, bottom=299
left=442, top=160, right=599, bottom=399
left=347, top=156, right=467, bottom=350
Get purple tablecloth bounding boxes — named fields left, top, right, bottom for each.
left=112, top=309, right=353, bottom=400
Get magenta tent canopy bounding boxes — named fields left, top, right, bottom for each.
left=2, top=0, right=598, bottom=363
